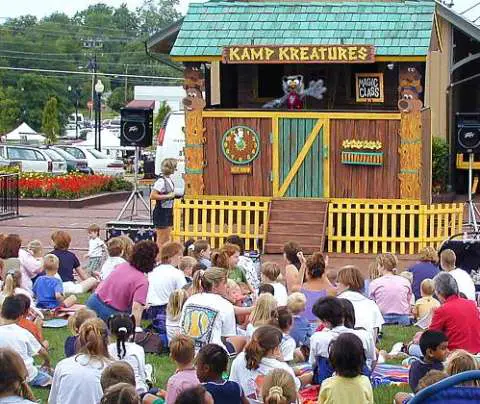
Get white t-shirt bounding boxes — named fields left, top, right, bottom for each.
left=0, top=396, right=36, bottom=403
left=229, top=352, right=300, bottom=399
left=338, top=290, right=384, bottom=336
left=166, top=316, right=181, bottom=343
left=108, top=342, right=148, bottom=393
left=0, top=323, right=41, bottom=381
left=246, top=323, right=258, bottom=339
left=450, top=268, right=476, bottom=301
left=147, top=264, right=187, bottom=306
left=48, top=355, right=110, bottom=404
left=153, top=176, right=175, bottom=208
left=271, top=282, right=288, bottom=306
left=100, top=256, right=127, bottom=280
left=180, top=292, right=236, bottom=352
left=309, top=326, right=374, bottom=366
left=281, top=334, right=296, bottom=362
left=88, top=237, right=105, bottom=258
left=238, top=255, right=259, bottom=290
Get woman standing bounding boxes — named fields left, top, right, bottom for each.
left=150, top=158, right=178, bottom=249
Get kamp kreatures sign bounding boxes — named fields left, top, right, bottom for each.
left=223, top=45, right=375, bottom=64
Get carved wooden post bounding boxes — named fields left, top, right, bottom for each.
left=182, top=65, right=206, bottom=195
left=398, top=65, right=423, bottom=200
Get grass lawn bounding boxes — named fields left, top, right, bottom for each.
left=31, top=295, right=418, bottom=404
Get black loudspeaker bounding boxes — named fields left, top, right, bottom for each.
left=120, top=103, right=154, bottom=147
left=456, top=113, right=480, bottom=153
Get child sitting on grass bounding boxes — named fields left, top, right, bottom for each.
left=33, top=254, right=77, bottom=310
left=287, top=292, right=311, bottom=348
left=270, top=306, right=296, bottom=363
left=445, top=349, right=480, bottom=386
left=0, top=348, right=38, bottom=403
left=261, top=262, right=288, bottom=306
left=413, top=279, right=440, bottom=321
left=179, top=256, right=197, bottom=283
left=319, top=333, right=373, bottom=404
left=165, top=335, right=199, bottom=404
left=196, top=343, right=249, bottom=404
left=261, top=368, right=298, bottom=404
left=100, top=237, right=126, bottom=280
left=0, top=295, right=52, bottom=387
left=65, top=307, right=97, bottom=357
left=101, top=382, right=141, bottom=404
left=246, top=293, right=277, bottom=338
left=166, top=289, right=188, bottom=344
left=15, top=294, right=49, bottom=349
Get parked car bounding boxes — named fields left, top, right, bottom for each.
left=0, top=156, right=21, bottom=170
left=56, top=145, right=124, bottom=177
left=0, top=145, right=67, bottom=174
left=39, top=146, right=91, bottom=174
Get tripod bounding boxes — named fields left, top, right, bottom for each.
left=116, top=147, right=151, bottom=221
left=465, top=152, right=480, bottom=232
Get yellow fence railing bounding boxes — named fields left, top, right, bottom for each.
left=172, top=196, right=271, bottom=250
left=327, top=199, right=464, bottom=255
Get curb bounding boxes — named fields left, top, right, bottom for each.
left=19, top=191, right=131, bottom=208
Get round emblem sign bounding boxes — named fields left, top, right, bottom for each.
left=222, top=126, right=260, bottom=165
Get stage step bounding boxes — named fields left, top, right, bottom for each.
left=264, top=199, right=328, bottom=254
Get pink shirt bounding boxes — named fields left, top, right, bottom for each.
left=368, top=274, right=412, bottom=316
left=96, top=262, right=148, bottom=311
left=18, top=249, right=43, bottom=291
left=166, top=368, right=199, bottom=404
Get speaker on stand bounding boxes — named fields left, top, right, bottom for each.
left=116, top=100, right=155, bottom=221
left=456, top=113, right=480, bottom=232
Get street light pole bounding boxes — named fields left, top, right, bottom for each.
left=68, top=85, right=80, bottom=139
left=94, top=79, right=104, bottom=152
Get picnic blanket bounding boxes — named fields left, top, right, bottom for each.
left=43, top=318, right=69, bottom=328
left=371, top=363, right=409, bottom=387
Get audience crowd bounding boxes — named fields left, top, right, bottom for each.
left=1, top=229, right=480, bottom=404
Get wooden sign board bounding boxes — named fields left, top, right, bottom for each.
left=355, top=73, right=384, bottom=103
left=223, top=45, right=375, bottom=64
left=231, top=166, right=252, bottom=174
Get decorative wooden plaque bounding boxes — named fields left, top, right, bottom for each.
left=355, top=73, right=384, bottom=103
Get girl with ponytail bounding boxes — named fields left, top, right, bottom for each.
left=0, top=348, right=37, bottom=403
left=49, top=318, right=112, bottom=404
left=107, top=313, right=149, bottom=394
left=262, top=369, right=298, bottom=404
left=229, top=326, right=301, bottom=399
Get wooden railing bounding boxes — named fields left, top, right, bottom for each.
left=327, top=199, right=464, bottom=254
left=172, top=196, right=271, bottom=250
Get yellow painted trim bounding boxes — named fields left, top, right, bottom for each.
left=272, top=116, right=280, bottom=196
left=456, top=153, right=480, bottom=170
left=376, top=56, right=427, bottom=62
left=323, top=118, right=330, bottom=198
left=203, top=110, right=402, bottom=120
left=171, top=56, right=222, bottom=62
left=278, top=119, right=324, bottom=197
left=434, top=14, right=444, bottom=53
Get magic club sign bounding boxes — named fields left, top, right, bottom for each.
left=223, top=45, right=375, bottom=64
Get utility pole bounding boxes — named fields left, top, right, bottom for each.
left=124, top=64, right=128, bottom=102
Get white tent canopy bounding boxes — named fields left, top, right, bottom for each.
left=4, top=122, right=46, bottom=143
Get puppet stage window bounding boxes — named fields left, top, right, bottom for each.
left=257, top=65, right=284, bottom=98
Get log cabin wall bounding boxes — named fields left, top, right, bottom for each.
left=203, top=117, right=272, bottom=196
left=330, top=118, right=401, bottom=199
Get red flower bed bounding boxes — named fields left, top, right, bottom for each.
left=18, top=172, right=130, bottom=199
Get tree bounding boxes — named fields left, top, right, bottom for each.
left=0, top=88, right=21, bottom=134
left=154, top=101, right=171, bottom=137
left=41, top=97, right=60, bottom=144
left=137, top=0, right=181, bottom=36
left=107, top=86, right=133, bottom=112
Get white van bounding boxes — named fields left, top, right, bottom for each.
left=155, top=111, right=185, bottom=193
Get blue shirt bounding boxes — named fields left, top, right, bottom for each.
left=203, top=380, right=243, bottom=404
left=50, top=249, right=80, bottom=282
left=409, top=262, right=440, bottom=300
left=33, top=275, right=63, bottom=309
left=409, top=358, right=443, bottom=392
left=290, top=315, right=312, bottom=347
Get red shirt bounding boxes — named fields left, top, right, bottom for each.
left=429, top=295, right=480, bottom=353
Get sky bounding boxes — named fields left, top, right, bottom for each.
left=2, top=0, right=480, bottom=24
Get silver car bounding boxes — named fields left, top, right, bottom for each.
left=0, top=145, right=67, bottom=174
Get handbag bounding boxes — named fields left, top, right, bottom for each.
left=134, top=330, right=166, bottom=354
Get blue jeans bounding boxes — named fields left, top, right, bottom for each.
left=30, top=368, right=52, bottom=387
left=383, top=314, right=411, bottom=326
left=86, top=293, right=122, bottom=322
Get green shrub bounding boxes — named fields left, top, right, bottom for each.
left=432, top=136, right=449, bottom=194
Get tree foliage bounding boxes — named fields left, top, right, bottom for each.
left=41, top=97, right=60, bottom=144
left=154, top=101, right=171, bottom=137
left=0, top=2, right=182, bottom=132
left=107, top=86, right=134, bottom=112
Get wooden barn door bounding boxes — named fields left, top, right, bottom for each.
left=276, top=118, right=327, bottom=198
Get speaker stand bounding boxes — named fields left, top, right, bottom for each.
left=465, top=152, right=480, bottom=233
left=116, top=147, right=151, bottom=221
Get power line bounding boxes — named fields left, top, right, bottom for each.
left=0, top=49, right=145, bottom=56
left=0, top=66, right=182, bottom=81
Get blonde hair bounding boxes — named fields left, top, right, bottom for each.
left=27, top=240, right=43, bottom=257
left=250, top=293, right=277, bottom=327
left=43, top=254, right=59, bottom=273
left=420, top=246, right=438, bottom=264
left=190, top=269, right=204, bottom=295
left=368, top=256, right=382, bottom=280
left=262, top=262, right=281, bottom=282
left=106, top=237, right=124, bottom=257
left=78, top=318, right=110, bottom=361
left=287, top=292, right=306, bottom=314
left=446, top=350, right=479, bottom=386
left=421, top=279, right=435, bottom=296
left=68, top=308, right=97, bottom=335
left=399, top=271, right=413, bottom=284
left=262, top=369, right=297, bottom=404
left=378, top=253, right=398, bottom=273
left=166, top=289, right=188, bottom=321
left=1, top=269, right=22, bottom=297
left=200, top=267, right=227, bottom=292
left=118, top=236, right=134, bottom=261
left=87, top=223, right=101, bottom=235
left=179, top=256, right=197, bottom=272
left=440, top=249, right=456, bottom=270
left=161, top=158, right=177, bottom=176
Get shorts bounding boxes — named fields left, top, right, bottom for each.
left=63, top=281, right=85, bottom=294
left=86, top=256, right=103, bottom=274
left=153, top=206, right=173, bottom=229
left=30, top=368, right=53, bottom=387
left=86, top=293, right=123, bottom=322
left=225, top=340, right=236, bottom=355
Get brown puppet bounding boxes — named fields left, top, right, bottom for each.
left=398, top=66, right=423, bottom=113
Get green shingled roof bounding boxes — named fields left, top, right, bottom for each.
left=171, top=1, right=435, bottom=57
